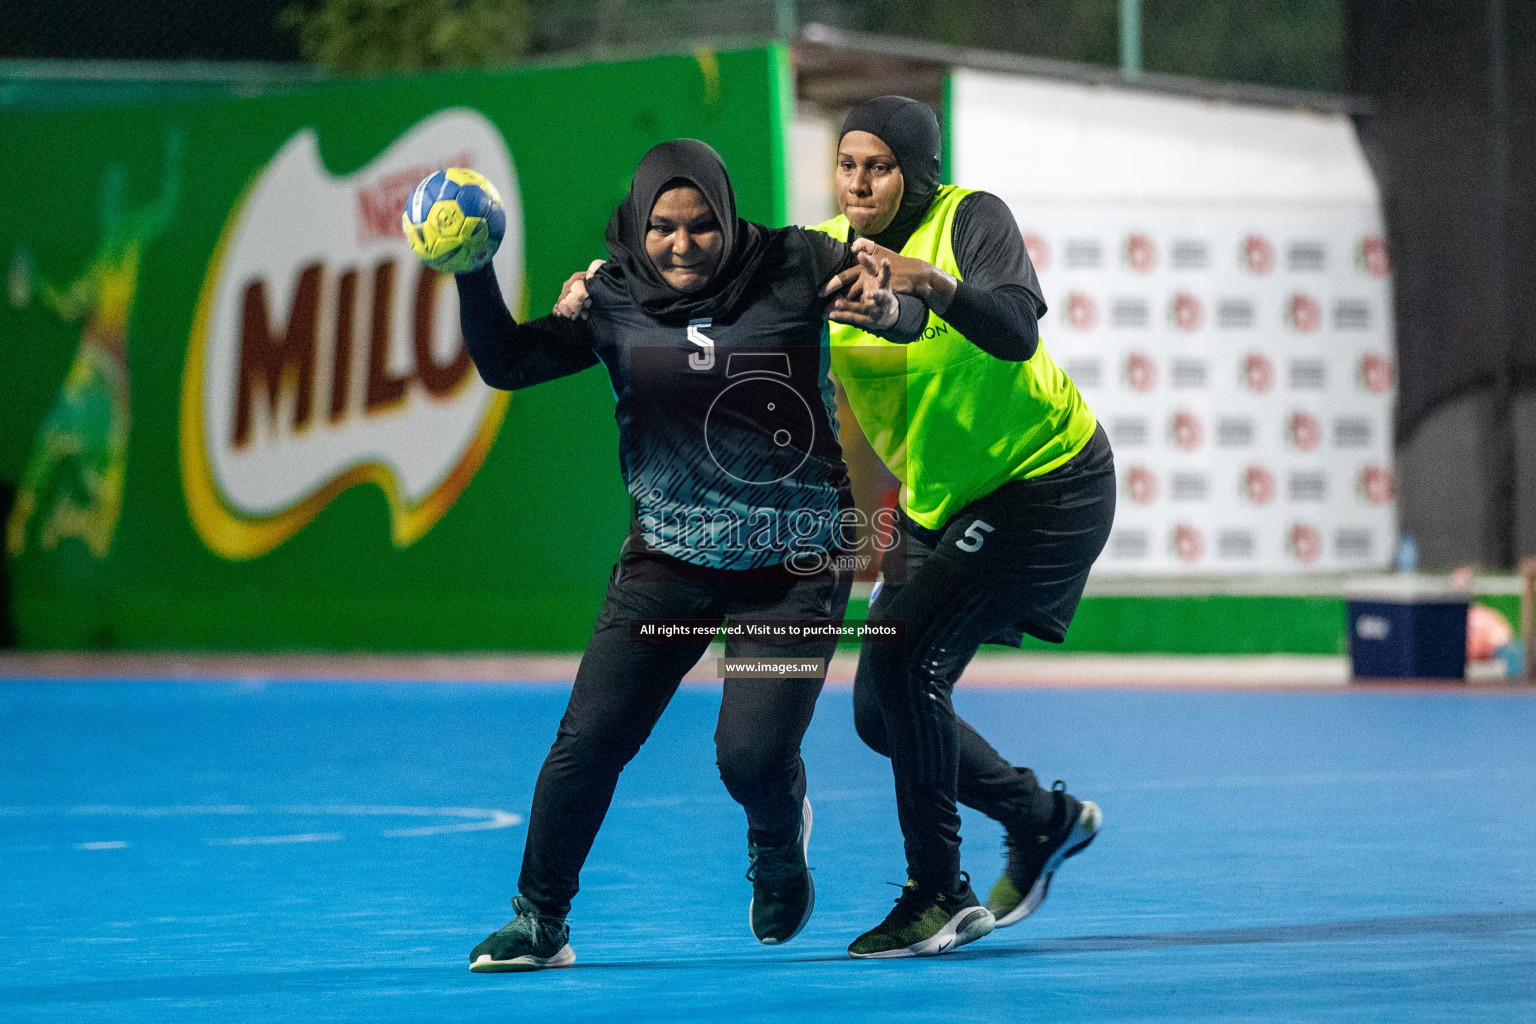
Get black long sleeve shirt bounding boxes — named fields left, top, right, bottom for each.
left=454, top=227, right=924, bottom=570
left=849, top=190, right=1045, bottom=362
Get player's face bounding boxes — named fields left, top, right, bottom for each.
left=836, top=131, right=904, bottom=236
left=646, top=186, right=724, bottom=293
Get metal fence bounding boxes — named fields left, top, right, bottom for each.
left=3, top=0, right=1344, bottom=94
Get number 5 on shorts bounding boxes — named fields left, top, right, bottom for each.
left=955, top=519, right=995, bottom=553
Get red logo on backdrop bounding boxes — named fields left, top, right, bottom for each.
left=1172, top=523, right=1205, bottom=563
left=1126, top=465, right=1157, bottom=505
left=1241, top=352, right=1275, bottom=393
left=1359, top=353, right=1395, bottom=394
left=1287, top=411, right=1322, bottom=451
left=1241, top=465, right=1277, bottom=505
left=1288, top=522, right=1322, bottom=563
left=356, top=152, right=473, bottom=242
left=1170, top=410, right=1204, bottom=451
left=1359, top=235, right=1391, bottom=278
left=1359, top=465, right=1395, bottom=505
left=1170, top=292, right=1204, bottom=332
left=1287, top=293, right=1322, bottom=333
left=1241, top=234, right=1275, bottom=275
left=1065, top=292, right=1099, bottom=330
left=1124, top=351, right=1157, bottom=392
left=1124, top=233, right=1157, bottom=273
left=1023, top=232, right=1050, bottom=272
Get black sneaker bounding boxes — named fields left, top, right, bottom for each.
left=847, top=874, right=995, bottom=959
left=747, top=797, right=814, bottom=944
left=986, top=781, right=1102, bottom=928
left=470, top=896, right=576, bottom=972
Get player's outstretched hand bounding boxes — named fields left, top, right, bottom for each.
left=821, top=238, right=955, bottom=313
left=554, top=260, right=605, bottom=320
left=828, top=250, right=898, bottom=331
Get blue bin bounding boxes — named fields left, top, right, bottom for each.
left=1346, top=578, right=1470, bottom=681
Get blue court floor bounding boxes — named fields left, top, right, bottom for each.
left=2, top=679, right=1533, bottom=1023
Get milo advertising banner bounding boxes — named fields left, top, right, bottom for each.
left=1, top=47, right=793, bottom=650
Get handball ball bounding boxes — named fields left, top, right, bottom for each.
left=402, top=168, right=506, bottom=274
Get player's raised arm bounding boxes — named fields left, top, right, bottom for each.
left=403, top=168, right=598, bottom=391
left=848, top=210, right=1043, bottom=362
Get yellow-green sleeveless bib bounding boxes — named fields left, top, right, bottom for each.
left=811, top=185, right=1097, bottom=530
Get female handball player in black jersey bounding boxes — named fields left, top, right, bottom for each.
left=557, top=99, right=1115, bottom=961
left=421, top=140, right=923, bottom=971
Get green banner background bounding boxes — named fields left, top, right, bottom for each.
left=1, top=46, right=793, bottom=651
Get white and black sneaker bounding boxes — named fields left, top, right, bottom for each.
left=847, top=874, right=995, bottom=959
left=986, top=781, right=1102, bottom=928
left=747, top=797, right=814, bottom=944
left=470, top=896, right=576, bottom=972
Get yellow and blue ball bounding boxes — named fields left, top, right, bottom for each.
left=402, top=168, right=506, bottom=274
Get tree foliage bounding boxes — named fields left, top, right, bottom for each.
left=281, top=0, right=530, bottom=75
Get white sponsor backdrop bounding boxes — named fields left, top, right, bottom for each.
left=954, top=70, right=1397, bottom=575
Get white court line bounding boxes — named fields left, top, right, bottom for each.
left=0, top=805, right=523, bottom=845
left=383, top=810, right=522, bottom=837
left=207, top=833, right=343, bottom=846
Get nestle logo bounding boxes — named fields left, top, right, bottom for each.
left=1289, top=471, right=1328, bottom=501
left=1172, top=239, right=1209, bottom=269
left=1288, top=359, right=1327, bottom=390
left=1065, top=239, right=1102, bottom=268
left=1334, top=418, right=1372, bottom=447
left=1218, top=530, right=1256, bottom=559
left=1287, top=241, right=1327, bottom=271
left=1065, top=359, right=1103, bottom=388
left=1110, top=418, right=1149, bottom=447
left=1217, top=299, right=1255, bottom=329
left=1333, top=299, right=1371, bottom=330
left=1111, top=298, right=1150, bottom=328
left=1170, top=472, right=1208, bottom=501
left=1216, top=417, right=1256, bottom=447
left=356, top=151, right=472, bottom=242
left=1171, top=358, right=1208, bottom=388
left=1335, top=528, right=1374, bottom=559
left=1110, top=529, right=1151, bottom=559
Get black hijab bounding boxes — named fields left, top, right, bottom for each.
left=839, top=96, right=943, bottom=251
left=605, top=139, right=771, bottom=324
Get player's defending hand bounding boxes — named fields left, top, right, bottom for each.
left=554, top=260, right=605, bottom=319
left=827, top=250, right=899, bottom=331
left=821, top=237, right=957, bottom=315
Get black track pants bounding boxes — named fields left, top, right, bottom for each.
left=518, top=548, right=851, bottom=918
left=854, top=425, right=1116, bottom=889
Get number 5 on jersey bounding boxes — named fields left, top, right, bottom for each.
left=687, top=319, right=715, bottom=371
left=955, top=519, right=995, bottom=553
